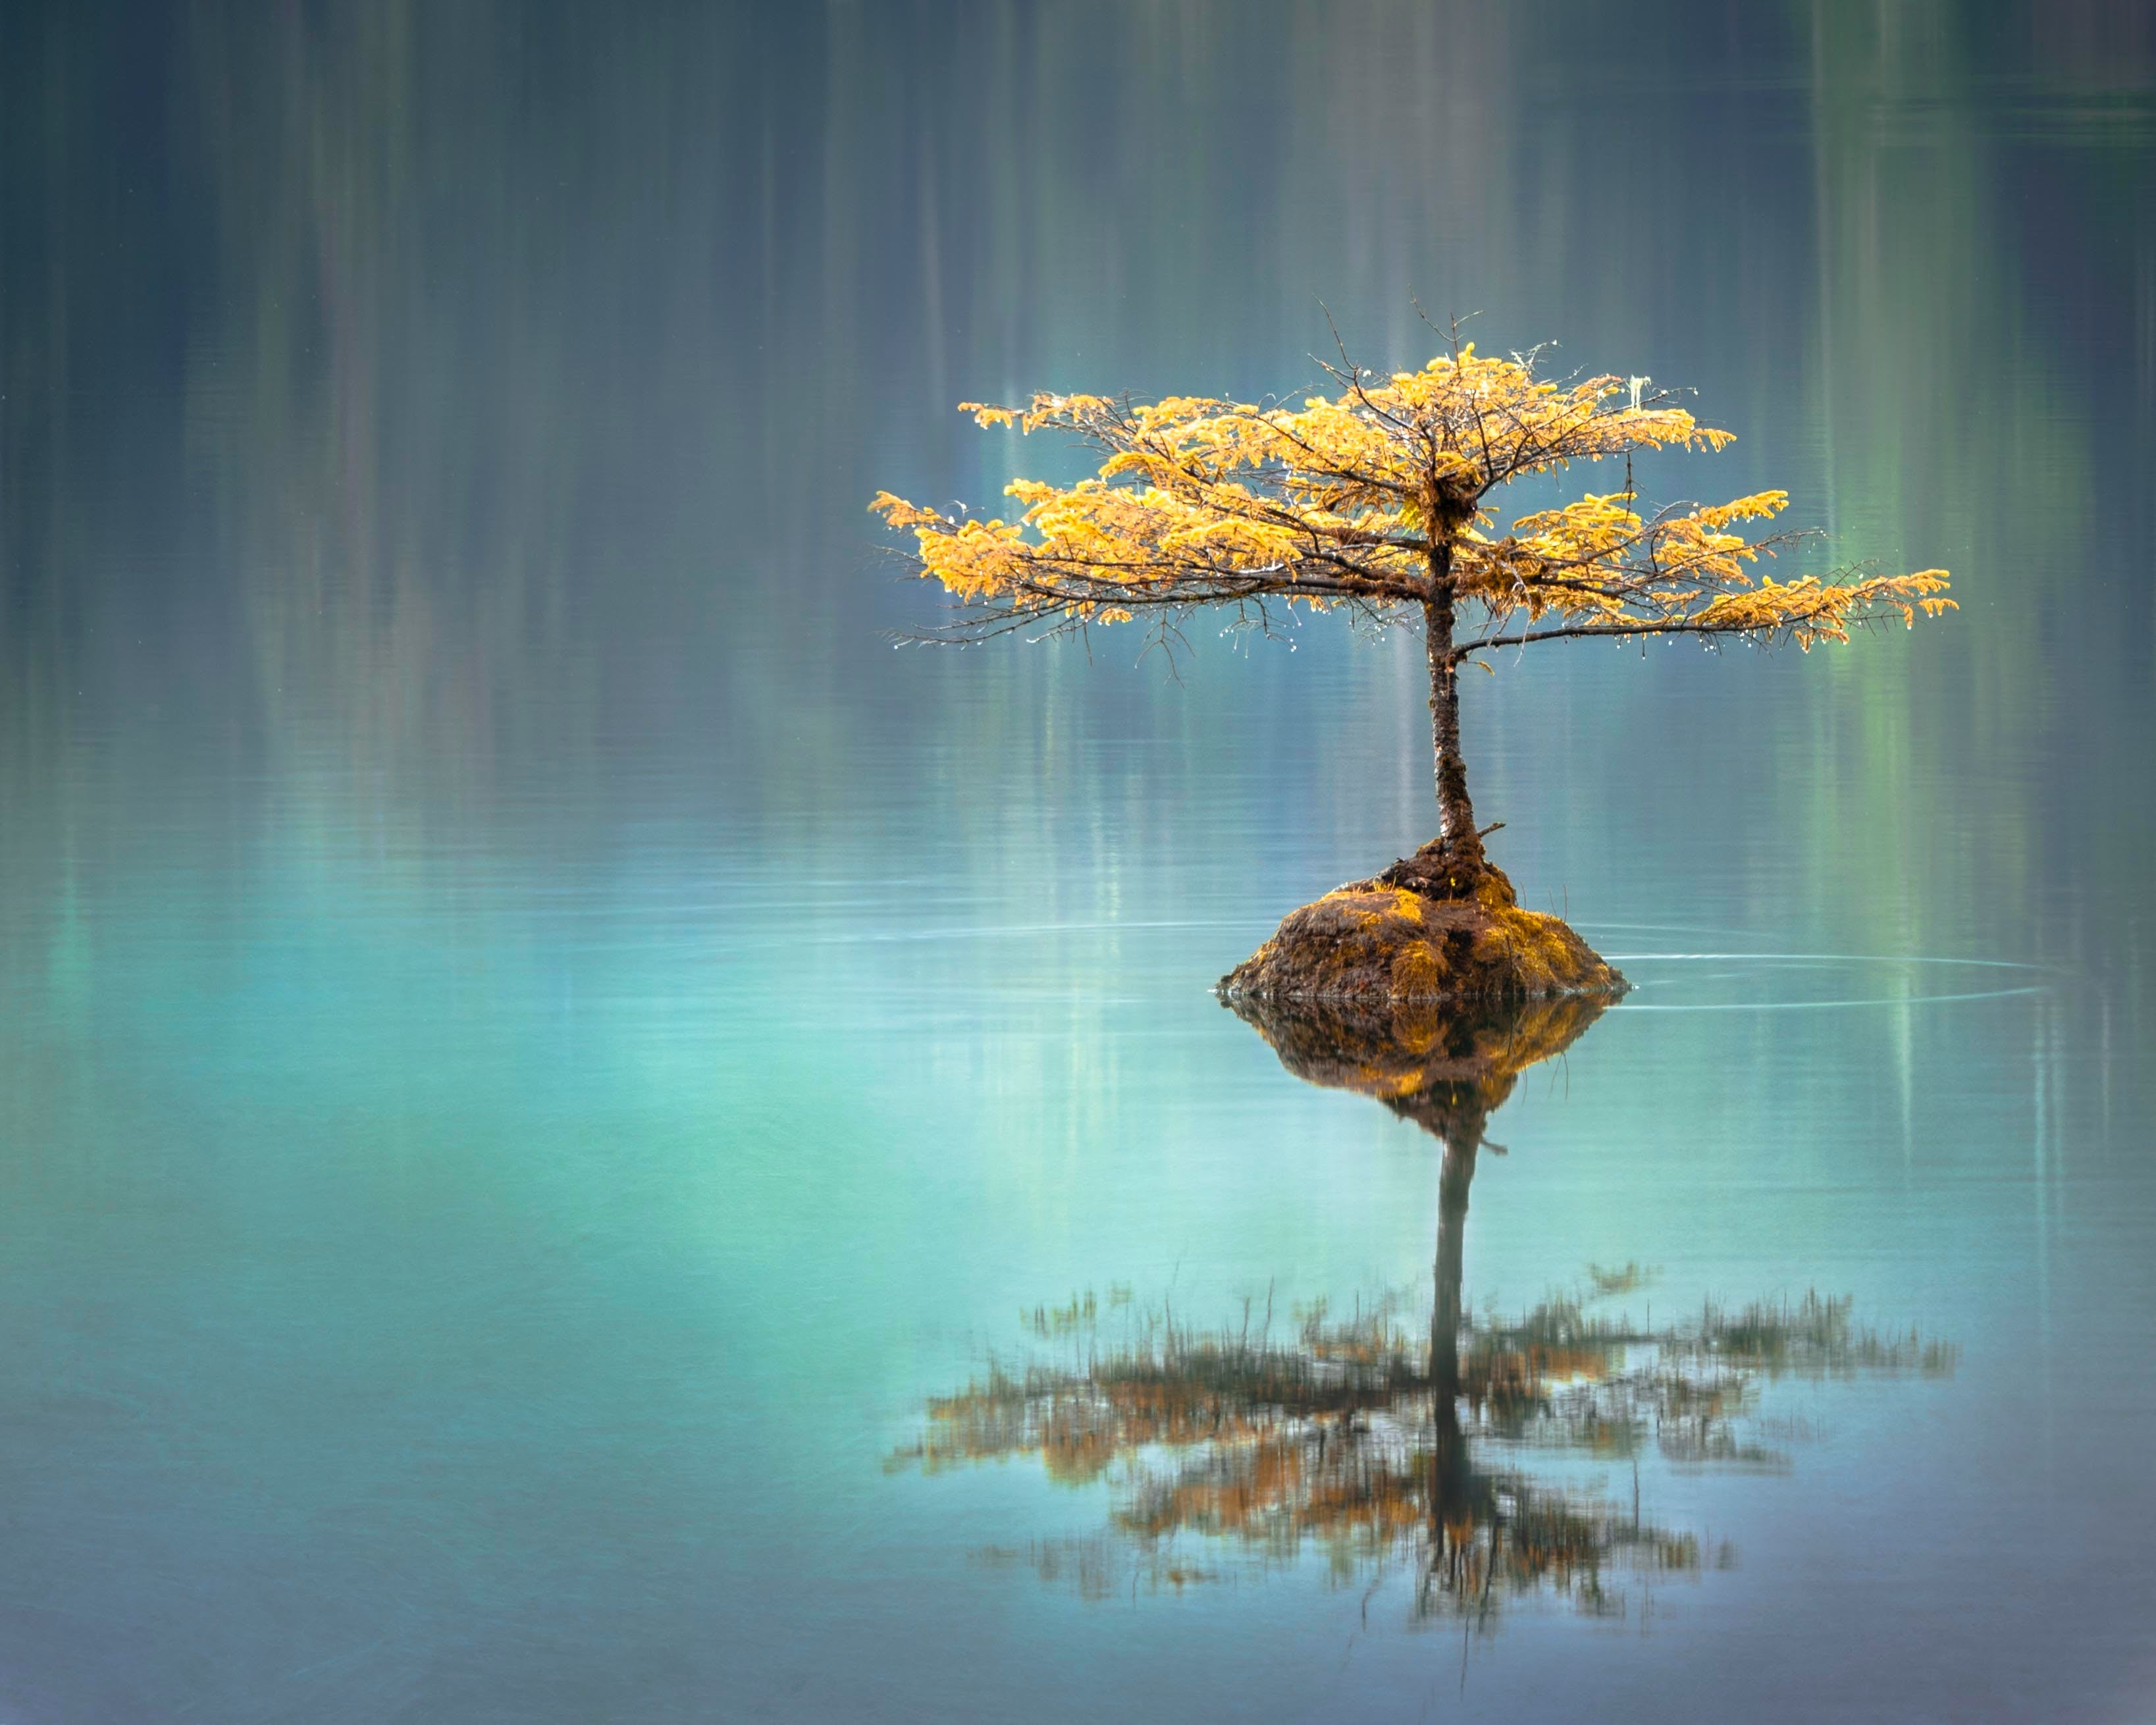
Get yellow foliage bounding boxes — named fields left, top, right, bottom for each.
left=872, top=341, right=1951, bottom=657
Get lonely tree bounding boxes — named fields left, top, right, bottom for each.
left=873, top=332, right=1953, bottom=1000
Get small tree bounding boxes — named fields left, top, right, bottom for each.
left=874, top=330, right=1951, bottom=893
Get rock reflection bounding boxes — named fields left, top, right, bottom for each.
left=893, top=995, right=1953, bottom=1624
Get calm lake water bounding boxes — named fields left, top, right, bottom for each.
left=3, top=4, right=2153, bottom=1720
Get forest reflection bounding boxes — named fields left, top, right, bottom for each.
left=893, top=994, right=1955, bottom=1622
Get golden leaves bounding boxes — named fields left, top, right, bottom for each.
left=866, top=491, right=944, bottom=529
left=877, top=346, right=1950, bottom=651
left=959, top=394, right=1113, bottom=432
left=1595, top=566, right=1957, bottom=651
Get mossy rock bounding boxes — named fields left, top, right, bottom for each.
left=1219, top=864, right=1624, bottom=1007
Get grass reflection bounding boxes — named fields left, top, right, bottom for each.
left=893, top=994, right=1954, bottom=1625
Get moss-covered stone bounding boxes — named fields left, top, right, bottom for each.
left=1219, top=862, right=1624, bottom=1007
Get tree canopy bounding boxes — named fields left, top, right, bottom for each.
left=872, top=338, right=1952, bottom=656
left=876, top=331, right=1956, bottom=903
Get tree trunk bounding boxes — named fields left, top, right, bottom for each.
left=1423, top=591, right=1486, bottom=884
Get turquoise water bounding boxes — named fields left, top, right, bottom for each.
left=3, top=5, right=2153, bottom=1720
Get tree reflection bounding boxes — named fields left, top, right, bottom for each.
left=893, top=994, right=1953, bottom=1623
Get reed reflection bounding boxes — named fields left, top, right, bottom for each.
left=895, top=994, right=1954, bottom=1623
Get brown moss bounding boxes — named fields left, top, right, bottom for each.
left=1220, top=863, right=1624, bottom=1009
left=1388, top=939, right=1443, bottom=997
